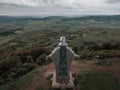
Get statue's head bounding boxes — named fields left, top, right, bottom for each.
left=58, top=36, right=68, bottom=46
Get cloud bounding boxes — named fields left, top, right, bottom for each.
left=0, top=0, right=40, bottom=7
left=108, top=0, right=120, bottom=3
left=0, top=0, right=120, bottom=16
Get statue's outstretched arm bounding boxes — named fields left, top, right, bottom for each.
left=67, top=47, right=80, bottom=58
left=46, top=54, right=52, bottom=60
left=46, top=47, right=59, bottom=60
left=74, top=54, right=80, bottom=58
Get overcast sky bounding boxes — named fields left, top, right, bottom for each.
left=0, top=0, right=120, bottom=16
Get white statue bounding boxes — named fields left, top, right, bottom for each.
left=46, top=36, right=79, bottom=89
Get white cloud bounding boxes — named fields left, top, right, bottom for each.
left=108, top=0, right=120, bottom=3
left=0, top=0, right=120, bottom=16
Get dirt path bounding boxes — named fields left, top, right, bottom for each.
left=25, top=64, right=53, bottom=90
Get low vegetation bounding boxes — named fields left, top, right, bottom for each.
left=74, top=71, right=120, bottom=90
left=0, top=15, right=120, bottom=89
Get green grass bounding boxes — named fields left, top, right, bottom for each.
left=36, top=86, right=46, bottom=90
left=0, top=70, right=37, bottom=90
left=75, top=71, right=120, bottom=90
left=98, top=59, right=111, bottom=66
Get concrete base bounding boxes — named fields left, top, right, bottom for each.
left=51, top=72, right=74, bottom=89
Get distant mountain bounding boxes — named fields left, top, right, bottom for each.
left=0, top=16, right=64, bottom=21
left=0, top=16, right=17, bottom=21
left=61, top=15, right=120, bottom=21
left=0, top=15, right=120, bottom=22
left=84, top=15, right=120, bottom=21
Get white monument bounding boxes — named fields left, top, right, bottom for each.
left=46, top=36, right=79, bottom=89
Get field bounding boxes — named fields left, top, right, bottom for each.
left=0, top=15, right=120, bottom=90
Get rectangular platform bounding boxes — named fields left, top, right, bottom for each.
left=51, top=72, right=74, bottom=89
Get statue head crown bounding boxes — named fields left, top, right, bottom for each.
left=58, top=36, right=68, bottom=46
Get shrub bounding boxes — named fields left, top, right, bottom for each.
left=36, top=54, right=48, bottom=65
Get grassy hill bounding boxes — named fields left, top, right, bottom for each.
left=0, top=60, right=120, bottom=90
left=0, top=15, right=120, bottom=90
